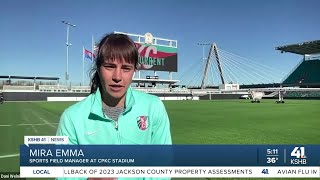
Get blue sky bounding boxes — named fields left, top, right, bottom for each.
left=1, top=0, right=319, bottom=86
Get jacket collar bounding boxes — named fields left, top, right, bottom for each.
left=90, top=87, right=135, bottom=119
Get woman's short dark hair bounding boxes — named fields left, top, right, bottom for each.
left=90, top=33, right=138, bottom=94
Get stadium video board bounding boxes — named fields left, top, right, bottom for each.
left=135, top=43, right=178, bottom=72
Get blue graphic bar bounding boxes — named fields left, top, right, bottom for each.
left=20, top=145, right=320, bottom=166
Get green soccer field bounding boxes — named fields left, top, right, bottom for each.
left=0, top=100, right=319, bottom=180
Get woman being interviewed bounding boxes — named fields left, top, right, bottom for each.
left=56, top=33, right=172, bottom=180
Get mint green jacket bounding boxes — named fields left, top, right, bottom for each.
left=56, top=87, right=172, bottom=180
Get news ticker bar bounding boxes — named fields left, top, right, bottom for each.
left=20, top=166, right=320, bottom=178
left=21, top=145, right=320, bottom=166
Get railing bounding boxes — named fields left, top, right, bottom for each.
left=134, top=88, right=192, bottom=94
left=71, top=86, right=90, bottom=90
left=39, top=85, right=68, bottom=92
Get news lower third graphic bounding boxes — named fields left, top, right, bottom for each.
left=20, top=136, right=320, bottom=178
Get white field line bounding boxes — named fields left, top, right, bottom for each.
left=22, top=110, right=39, bottom=134
left=0, top=123, right=58, bottom=127
left=0, top=153, right=20, bottom=159
left=19, top=122, right=59, bottom=126
left=39, top=117, right=57, bottom=129
left=29, top=108, right=58, bottom=129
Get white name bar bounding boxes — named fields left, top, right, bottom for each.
left=20, top=166, right=320, bottom=178
left=24, top=136, right=68, bottom=146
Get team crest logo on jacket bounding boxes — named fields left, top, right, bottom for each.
left=137, top=116, right=149, bottom=130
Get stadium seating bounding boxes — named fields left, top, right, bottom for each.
left=283, top=59, right=320, bottom=85
left=39, top=85, right=68, bottom=92
left=285, top=91, right=320, bottom=98
left=71, top=86, right=90, bottom=92
left=3, top=85, right=35, bottom=91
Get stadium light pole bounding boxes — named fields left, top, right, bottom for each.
left=62, top=21, right=76, bottom=86
left=197, top=43, right=211, bottom=75
left=197, top=43, right=210, bottom=60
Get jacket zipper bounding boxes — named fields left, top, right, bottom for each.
left=113, top=120, right=118, bottom=130
left=103, top=111, right=121, bottom=143
left=117, top=114, right=124, bottom=144
left=111, top=118, right=121, bottom=144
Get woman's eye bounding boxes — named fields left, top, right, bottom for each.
left=104, top=65, right=114, bottom=69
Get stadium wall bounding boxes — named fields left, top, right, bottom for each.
left=149, top=93, right=194, bottom=100
left=3, top=91, right=320, bottom=101
left=2, top=92, right=89, bottom=101
left=199, top=94, right=243, bottom=100
left=2, top=92, right=196, bottom=101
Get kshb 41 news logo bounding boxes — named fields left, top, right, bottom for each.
left=290, top=147, right=307, bottom=164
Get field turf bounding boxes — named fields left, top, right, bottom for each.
left=0, top=100, right=319, bottom=179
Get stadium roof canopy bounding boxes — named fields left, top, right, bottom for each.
left=275, top=40, right=320, bottom=55
left=0, top=75, right=60, bottom=80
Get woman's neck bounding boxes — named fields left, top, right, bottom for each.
left=101, top=93, right=125, bottom=107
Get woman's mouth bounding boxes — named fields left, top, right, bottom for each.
left=109, top=84, right=124, bottom=91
